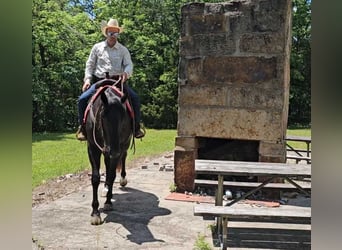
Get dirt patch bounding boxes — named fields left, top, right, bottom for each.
left=32, top=169, right=91, bottom=208
left=32, top=152, right=173, bottom=208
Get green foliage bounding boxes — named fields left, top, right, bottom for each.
left=98, top=0, right=187, bottom=128
left=194, top=233, right=212, bottom=250
left=142, top=72, right=178, bottom=128
left=32, top=0, right=311, bottom=132
left=289, top=0, right=311, bottom=126
left=169, top=183, right=177, bottom=192
left=32, top=0, right=97, bottom=131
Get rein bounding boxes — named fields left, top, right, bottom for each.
left=92, top=106, right=104, bottom=152
left=90, top=78, right=135, bottom=154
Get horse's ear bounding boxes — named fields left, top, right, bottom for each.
left=101, top=91, right=108, bottom=106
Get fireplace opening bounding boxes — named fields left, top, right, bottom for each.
left=197, top=137, right=259, bottom=161
left=197, top=137, right=260, bottom=183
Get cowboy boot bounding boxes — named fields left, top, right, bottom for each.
left=76, top=125, right=87, bottom=141
left=135, top=122, right=145, bottom=139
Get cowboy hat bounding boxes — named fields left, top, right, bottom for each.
left=101, top=18, right=124, bottom=36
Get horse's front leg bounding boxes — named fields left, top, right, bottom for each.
left=88, top=145, right=102, bottom=225
left=120, top=151, right=128, bottom=187
left=103, top=155, right=117, bottom=211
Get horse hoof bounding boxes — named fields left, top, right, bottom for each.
left=90, top=215, right=102, bottom=225
left=101, top=186, right=108, bottom=197
left=103, top=203, right=113, bottom=211
left=120, top=178, right=127, bottom=187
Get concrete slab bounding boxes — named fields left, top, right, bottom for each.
left=32, top=164, right=212, bottom=249
left=32, top=154, right=311, bottom=249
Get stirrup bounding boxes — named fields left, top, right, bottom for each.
left=76, top=126, right=87, bottom=141
left=135, top=123, right=146, bottom=139
left=135, top=130, right=145, bottom=139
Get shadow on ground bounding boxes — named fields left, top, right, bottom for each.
left=101, top=187, right=171, bottom=245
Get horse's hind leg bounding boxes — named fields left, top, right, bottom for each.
left=88, top=145, right=102, bottom=225
left=120, top=152, right=128, bottom=187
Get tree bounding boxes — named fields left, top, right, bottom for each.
left=32, top=0, right=311, bottom=132
left=90, top=0, right=188, bottom=128
left=289, top=0, right=311, bottom=127
left=32, top=0, right=96, bottom=131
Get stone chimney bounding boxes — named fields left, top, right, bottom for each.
left=174, top=0, right=292, bottom=192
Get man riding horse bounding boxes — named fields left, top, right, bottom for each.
left=76, top=18, right=145, bottom=140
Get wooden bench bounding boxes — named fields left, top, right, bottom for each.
left=194, top=203, right=311, bottom=250
left=286, top=155, right=311, bottom=164
left=195, top=159, right=311, bottom=206
left=286, top=135, right=311, bottom=164
left=195, top=179, right=311, bottom=191
left=194, top=159, right=311, bottom=249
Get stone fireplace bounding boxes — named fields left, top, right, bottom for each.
left=174, top=0, right=292, bottom=192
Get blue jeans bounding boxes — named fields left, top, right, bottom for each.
left=77, top=83, right=141, bottom=127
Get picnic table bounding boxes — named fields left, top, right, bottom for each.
left=193, top=159, right=311, bottom=250
left=195, top=159, right=311, bottom=207
left=286, top=135, right=311, bottom=164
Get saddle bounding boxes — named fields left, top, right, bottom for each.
left=83, top=84, right=134, bottom=124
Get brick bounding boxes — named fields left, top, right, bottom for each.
left=259, top=140, right=286, bottom=156
left=187, top=15, right=207, bottom=35
left=178, top=85, right=228, bottom=106
left=240, top=32, right=284, bottom=53
left=180, top=34, right=236, bottom=57
left=177, top=107, right=282, bottom=141
left=251, top=2, right=283, bottom=32
left=186, top=58, right=203, bottom=84
left=223, top=1, right=244, bottom=12
left=181, top=2, right=205, bottom=15
left=228, top=12, right=252, bottom=34
left=206, top=3, right=225, bottom=14
left=228, top=85, right=284, bottom=110
left=175, top=136, right=198, bottom=149
left=203, top=14, right=226, bottom=33
left=258, top=155, right=286, bottom=163
left=202, top=56, right=277, bottom=83
left=174, top=149, right=196, bottom=192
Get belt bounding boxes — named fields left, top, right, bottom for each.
left=92, top=74, right=120, bottom=83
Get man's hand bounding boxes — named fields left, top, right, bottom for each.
left=82, top=79, right=91, bottom=92
left=121, top=72, right=128, bottom=83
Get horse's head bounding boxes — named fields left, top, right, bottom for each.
left=100, top=88, right=131, bottom=158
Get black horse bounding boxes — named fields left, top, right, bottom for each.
left=84, top=78, right=133, bottom=225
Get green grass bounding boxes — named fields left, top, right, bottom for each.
left=32, top=129, right=177, bottom=189
left=32, top=128, right=310, bottom=189
left=194, top=233, right=212, bottom=250
left=32, top=133, right=89, bottom=188
left=286, top=128, right=311, bottom=149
